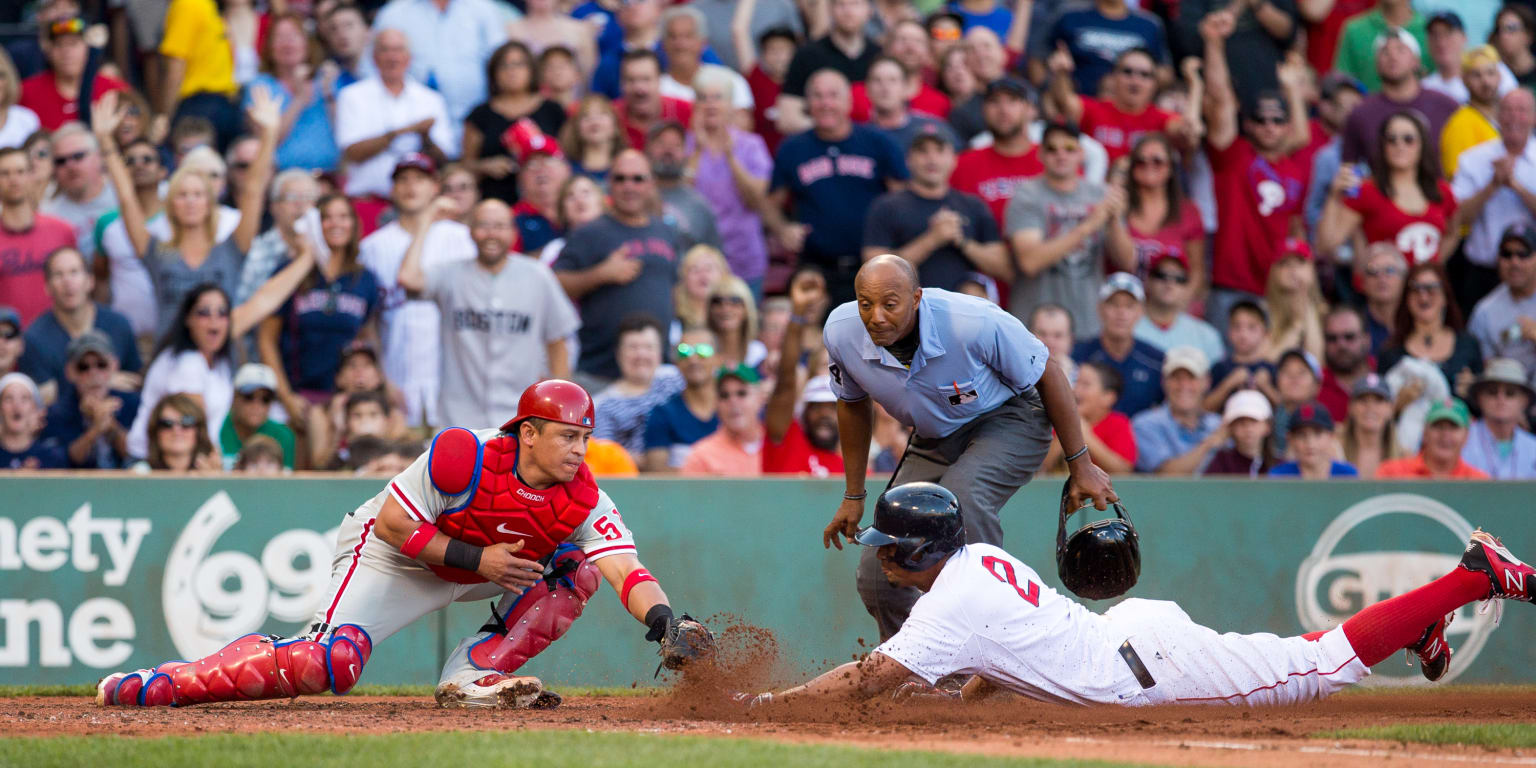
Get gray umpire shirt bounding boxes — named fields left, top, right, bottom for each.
left=424, top=255, right=580, bottom=430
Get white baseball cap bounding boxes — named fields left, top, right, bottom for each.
left=802, top=375, right=837, bottom=404
left=1222, top=389, right=1273, bottom=425
left=233, top=363, right=279, bottom=394
left=1098, top=272, right=1145, bottom=303
left=1161, top=346, right=1210, bottom=378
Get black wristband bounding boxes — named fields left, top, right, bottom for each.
left=644, top=604, right=674, bottom=642
left=443, top=539, right=483, bottom=572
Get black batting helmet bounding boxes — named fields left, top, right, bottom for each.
left=1055, top=481, right=1140, bottom=600
left=854, top=482, right=965, bottom=571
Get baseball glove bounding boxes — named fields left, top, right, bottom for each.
left=652, top=614, right=715, bottom=670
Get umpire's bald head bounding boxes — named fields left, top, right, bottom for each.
left=855, top=254, right=921, bottom=346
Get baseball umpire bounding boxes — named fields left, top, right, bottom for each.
left=97, top=380, right=712, bottom=709
left=741, top=483, right=1532, bottom=707
left=823, top=254, right=1117, bottom=640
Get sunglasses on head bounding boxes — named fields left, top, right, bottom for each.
left=194, top=306, right=230, bottom=319
left=74, top=358, right=110, bottom=372
left=611, top=174, right=650, bottom=184
left=157, top=413, right=200, bottom=430
left=676, top=342, right=715, bottom=359
left=1148, top=270, right=1188, bottom=284
left=710, top=295, right=745, bottom=306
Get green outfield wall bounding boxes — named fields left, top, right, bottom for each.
left=2, top=476, right=1532, bottom=688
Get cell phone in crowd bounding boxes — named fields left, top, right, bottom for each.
left=1345, top=162, right=1369, bottom=199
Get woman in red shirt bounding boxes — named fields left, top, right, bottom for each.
left=1122, top=133, right=1206, bottom=296
left=1317, top=111, right=1462, bottom=268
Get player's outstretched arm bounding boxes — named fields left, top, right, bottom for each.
left=751, top=653, right=913, bottom=707
left=1037, top=358, right=1118, bottom=510
left=594, top=553, right=715, bottom=670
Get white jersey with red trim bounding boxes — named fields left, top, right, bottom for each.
left=350, top=428, right=637, bottom=576
left=874, top=544, right=1370, bottom=707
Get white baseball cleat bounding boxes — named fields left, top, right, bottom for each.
left=434, top=673, right=558, bottom=709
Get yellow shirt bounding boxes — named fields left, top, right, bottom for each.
left=1440, top=105, right=1498, bottom=179
left=159, top=0, right=236, bottom=98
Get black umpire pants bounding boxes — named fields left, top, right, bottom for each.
left=856, top=388, right=1053, bottom=642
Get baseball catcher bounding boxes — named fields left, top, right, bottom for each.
left=737, top=482, right=1532, bottom=708
left=97, top=380, right=713, bottom=709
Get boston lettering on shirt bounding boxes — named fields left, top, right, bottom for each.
left=1209, top=137, right=1314, bottom=295
left=771, top=125, right=908, bottom=262
left=949, top=145, right=1044, bottom=227
left=1342, top=179, right=1458, bottom=266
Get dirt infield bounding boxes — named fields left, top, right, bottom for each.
left=7, top=687, right=1535, bottom=767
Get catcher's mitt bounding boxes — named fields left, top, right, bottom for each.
left=650, top=613, right=715, bottom=670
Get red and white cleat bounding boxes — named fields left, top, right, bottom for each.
left=433, top=673, right=559, bottom=709
left=1407, top=613, right=1453, bottom=682
left=1460, top=530, right=1536, bottom=603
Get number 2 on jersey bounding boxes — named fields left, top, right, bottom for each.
left=981, top=556, right=1040, bottom=606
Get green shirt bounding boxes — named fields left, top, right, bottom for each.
left=219, top=415, right=297, bottom=469
left=1333, top=10, right=1435, bottom=93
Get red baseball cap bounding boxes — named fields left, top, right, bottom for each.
left=1148, top=251, right=1190, bottom=274
left=503, top=118, right=564, bottom=166
left=391, top=152, right=437, bottom=180
left=1281, top=237, right=1313, bottom=261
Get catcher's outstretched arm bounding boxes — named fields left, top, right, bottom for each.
left=771, top=652, right=913, bottom=702
left=594, top=553, right=668, bottom=623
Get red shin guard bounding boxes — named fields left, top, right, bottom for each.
left=101, top=624, right=373, bottom=706
left=1342, top=568, right=1490, bottom=667
left=468, top=551, right=602, bottom=674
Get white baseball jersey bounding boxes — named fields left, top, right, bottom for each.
left=359, top=219, right=476, bottom=426
left=876, top=544, right=1142, bottom=705
left=309, top=428, right=636, bottom=642
left=875, top=544, right=1370, bottom=707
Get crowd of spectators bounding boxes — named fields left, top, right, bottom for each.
left=4, top=0, right=1536, bottom=482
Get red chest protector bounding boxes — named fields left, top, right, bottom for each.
left=425, top=428, right=601, bottom=584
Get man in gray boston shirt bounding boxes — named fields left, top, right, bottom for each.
left=821, top=254, right=1118, bottom=641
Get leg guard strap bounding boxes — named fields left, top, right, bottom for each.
left=467, top=549, right=601, bottom=674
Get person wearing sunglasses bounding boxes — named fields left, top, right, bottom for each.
left=763, top=269, right=842, bottom=475
left=641, top=329, right=722, bottom=472
left=1133, top=253, right=1225, bottom=368
left=1468, top=224, right=1536, bottom=375
left=42, top=122, right=116, bottom=262
left=1337, top=28, right=1458, bottom=179
left=1378, top=261, right=1484, bottom=400
left=1200, top=10, right=1319, bottom=329
left=1048, top=44, right=1185, bottom=163
left=16, top=245, right=141, bottom=399
left=1461, top=357, right=1536, bottom=478
left=1358, top=244, right=1407, bottom=355
left=0, top=307, right=22, bottom=379
left=679, top=364, right=766, bottom=476
left=1122, top=133, right=1205, bottom=294
left=139, top=392, right=218, bottom=472
left=0, top=372, right=67, bottom=470
left=1491, top=5, right=1536, bottom=89
left=1043, top=0, right=1168, bottom=101
left=217, top=363, right=296, bottom=470
left=42, top=330, right=139, bottom=469
left=0, top=147, right=77, bottom=327
left=18, top=16, right=129, bottom=132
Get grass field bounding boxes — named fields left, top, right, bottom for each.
left=1321, top=722, right=1536, bottom=748
left=0, top=731, right=1155, bottom=768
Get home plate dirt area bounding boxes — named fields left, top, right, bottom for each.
left=6, top=686, right=1536, bottom=768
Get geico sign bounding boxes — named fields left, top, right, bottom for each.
left=1294, top=493, right=1497, bottom=685
left=0, top=492, right=335, bottom=667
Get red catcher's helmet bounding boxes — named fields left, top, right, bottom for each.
left=500, top=379, right=595, bottom=433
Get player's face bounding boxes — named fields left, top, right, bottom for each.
left=1276, top=358, right=1318, bottom=403
left=801, top=402, right=839, bottom=451
left=525, top=421, right=592, bottom=484
left=346, top=402, right=387, bottom=439
left=1163, top=369, right=1207, bottom=412
left=875, top=545, right=929, bottom=588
